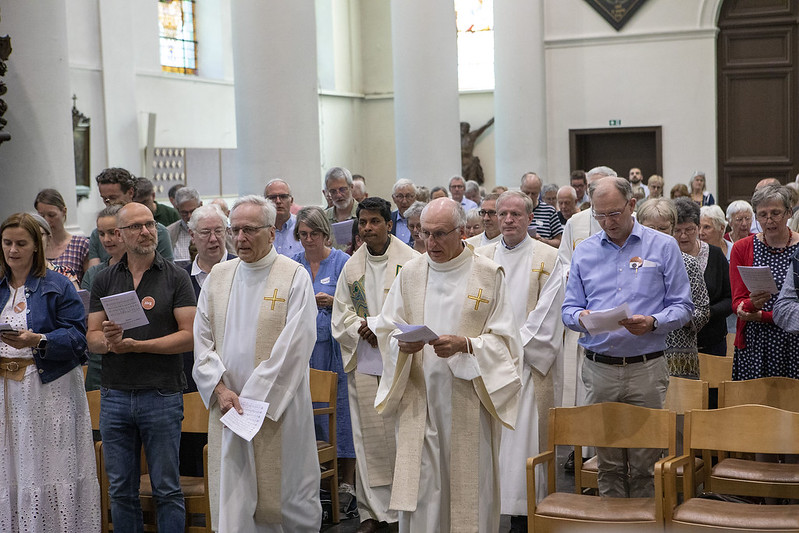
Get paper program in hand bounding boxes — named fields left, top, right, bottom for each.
left=219, top=397, right=270, bottom=442
left=579, top=303, right=632, bottom=336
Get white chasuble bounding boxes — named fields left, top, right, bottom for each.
left=331, top=235, right=417, bottom=522
left=193, top=249, right=320, bottom=533
left=556, top=209, right=601, bottom=408
left=478, top=237, right=565, bottom=514
left=375, top=246, right=522, bottom=533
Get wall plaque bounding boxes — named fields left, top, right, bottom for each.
left=584, top=0, right=650, bottom=31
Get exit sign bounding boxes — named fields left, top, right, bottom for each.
left=609, top=119, right=622, bottom=126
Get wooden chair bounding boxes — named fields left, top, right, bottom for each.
left=580, top=377, right=708, bottom=493
left=662, top=405, right=799, bottom=531
left=139, top=392, right=211, bottom=532
left=528, top=402, right=675, bottom=532
left=719, top=376, right=799, bottom=412
left=697, top=352, right=733, bottom=389
left=310, top=368, right=340, bottom=524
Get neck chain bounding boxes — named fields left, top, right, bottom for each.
left=763, top=231, right=791, bottom=253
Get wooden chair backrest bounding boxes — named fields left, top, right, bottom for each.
left=718, top=377, right=799, bottom=412
left=182, top=391, right=209, bottom=434
left=548, top=402, right=676, bottom=454
left=698, top=353, right=733, bottom=388
left=86, top=389, right=101, bottom=431
left=309, top=368, right=337, bottom=405
left=686, top=405, right=799, bottom=455
left=664, top=377, right=709, bottom=414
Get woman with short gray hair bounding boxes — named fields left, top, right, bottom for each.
left=730, top=185, right=799, bottom=380
left=404, top=201, right=427, bottom=254
left=725, top=200, right=754, bottom=243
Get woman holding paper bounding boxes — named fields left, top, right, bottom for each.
left=0, top=212, right=100, bottom=531
left=292, top=206, right=356, bottom=496
left=730, top=185, right=799, bottom=380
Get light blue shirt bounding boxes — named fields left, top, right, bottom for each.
left=773, top=262, right=799, bottom=333
left=274, top=214, right=302, bottom=258
left=562, top=220, right=693, bottom=356
left=460, top=198, right=478, bottom=211
left=394, top=211, right=411, bottom=244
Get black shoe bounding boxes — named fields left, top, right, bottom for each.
left=564, top=450, right=575, bottom=473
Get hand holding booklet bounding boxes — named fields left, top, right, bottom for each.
left=579, top=303, right=632, bottom=335
left=392, top=322, right=439, bottom=343
left=220, top=397, right=270, bottom=442
left=99, top=290, right=149, bottom=331
left=737, top=266, right=779, bottom=294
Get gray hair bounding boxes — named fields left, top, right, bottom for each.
left=404, top=201, right=426, bottom=220
left=726, top=200, right=753, bottom=221
left=294, top=205, right=332, bottom=241
left=637, top=198, right=677, bottom=228
left=393, top=179, right=417, bottom=195
left=589, top=176, right=632, bottom=201
left=264, top=178, right=292, bottom=195
left=674, top=197, right=701, bottom=226
left=324, top=167, right=353, bottom=189
left=466, top=208, right=482, bottom=224
left=751, top=184, right=792, bottom=212
left=520, top=172, right=541, bottom=188
left=352, top=180, right=367, bottom=196
left=558, top=185, right=578, bottom=200
left=174, top=186, right=201, bottom=207
left=230, top=194, right=276, bottom=227
left=700, top=205, right=728, bottom=234
left=188, top=203, right=228, bottom=232
left=465, top=180, right=480, bottom=194
left=421, top=199, right=467, bottom=228
left=448, top=176, right=465, bottom=188
left=497, top=190, right=534, bottom=215
left=586, top=166, right=617, bottom=181
left=28, top=212, right=52, bottom=236
left=690, top=171, right=707, bottom=191
left=97, top=203, right=123, bottom=220
left=542, top=183, right=558, bottom=196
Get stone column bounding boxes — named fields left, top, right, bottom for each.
left=494, top=0, right=547, bottom=186
left=0, top=0, right=78, bottom=220
left=391, top=0, right=461, bottom=186
left=230, top=1, right=321, bottom=205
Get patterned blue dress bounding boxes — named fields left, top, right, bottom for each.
left=293, top=248, right=355, bottom=458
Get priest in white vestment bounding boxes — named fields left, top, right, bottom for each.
left=332, top=197, right=419, bottom=533
left=375, top=198, right=522, bottom=533
left=193, top=195, right=321, bottom=533
left=475, top=191, right=565, bottom=529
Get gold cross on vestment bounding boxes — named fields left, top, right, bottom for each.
left=531, top=261, right=550, bottom=279
left=263, top=289, right=286, bottom=310
left=468, top=288, right=490, bottom=311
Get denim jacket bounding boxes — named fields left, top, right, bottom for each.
left=0, top=269, right=87, bottom=383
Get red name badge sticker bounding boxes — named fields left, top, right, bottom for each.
left=141, top=296, right=156, bottom=310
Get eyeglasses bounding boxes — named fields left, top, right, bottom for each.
left=673, top=226, right=697, bottom=236
left=592, top=201, right=629, bottom=222
left=731, top=216, right=752, bottom=224
left=119, top=221, right=156, bottom=232
left=230, top=225, right=269, bottom=236
left=266, top=194, right=291, bottom=202
left=194, top=228, right=228, bottom=240
left=328, top=186, right=350, bottom=196
left=418, top=227, right=459, bottom=241
left=298, top=230, right=323, bottom=240
left=393, top=193, right=415, bottom=201
left=756, top=210, right=788, bottom=221
left=478, top=209, right=497, bottom=217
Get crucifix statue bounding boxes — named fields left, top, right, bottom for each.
left=461, top=117, right=494, bottom=185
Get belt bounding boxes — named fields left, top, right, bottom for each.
left=0, top=357, right=34, bottom=380
left=585, top=349, right=664, bottom=366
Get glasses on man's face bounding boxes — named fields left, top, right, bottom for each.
left=756, top=210, right=788, bottom=221
left=266, top=194, right=291, bottom=202
left=119, top=221, right=156, bottom=232
left=328, top=186, right=350, bottom=197
left=393, top=193, right=415, bottom=201
left=230, top=225, right=269, bottom=237
left=418, top=227, right=458, bottom=241
left=195, top=228, right=228, bottom=240
left=478, top=209, right=497, bottom=217
left=592, top=201, right=629, bottom=222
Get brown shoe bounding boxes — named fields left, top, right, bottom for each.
left=356, top=518, right=380, bottom=533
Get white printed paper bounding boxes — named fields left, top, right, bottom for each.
left=392, top=322, right=439, bottom=343
left=332, top=220, right=356, bottom=247
left=219, top=397, right=270, bottom=442
left=99, top=290, right=150, bottom=331
left=357, top=338, right=383, bottom=376
left=737, top=265, right=779, bottom=294
left=580, top=302, right=632, bottom=335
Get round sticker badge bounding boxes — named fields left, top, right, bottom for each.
left=141, top=296, right=156, bottom=310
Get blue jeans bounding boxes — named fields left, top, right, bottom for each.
left=100, top=388, right=185, bottom=533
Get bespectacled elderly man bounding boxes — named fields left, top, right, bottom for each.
left=390, top=178, right=418, bottom=245
left=264, top=178, right=302, bottom=258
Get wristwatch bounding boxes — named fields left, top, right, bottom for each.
left=651, top=317, right=659, bottom=332
left=37, top=333, right=47, bottom=349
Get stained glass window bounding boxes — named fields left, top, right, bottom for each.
left=159, top=0, right=197, bottom=75
left=455, top=0, right=494, bottom=91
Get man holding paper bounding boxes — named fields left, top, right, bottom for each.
left=87, top=202, right=196, bottom=532
left=332, top=197, right=418, bottom=533
left=561, top=177, right=693, bottom=499
left=374, top=197, right=522, bottom=532
left=475, top=190, right=565, bottom=529
left=193, top=195, right=321, bottom=532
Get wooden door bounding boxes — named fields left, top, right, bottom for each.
left=569, top=126, right=662, bottom=183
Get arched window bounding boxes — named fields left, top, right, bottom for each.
left=158, top=0, right=197, bottom=75
left=455, top=0, right=494, bottom=91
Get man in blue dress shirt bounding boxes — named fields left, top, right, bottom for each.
left=561, top=177, right=693, bottom=499
left=264, top=178, right=302, bottom=258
